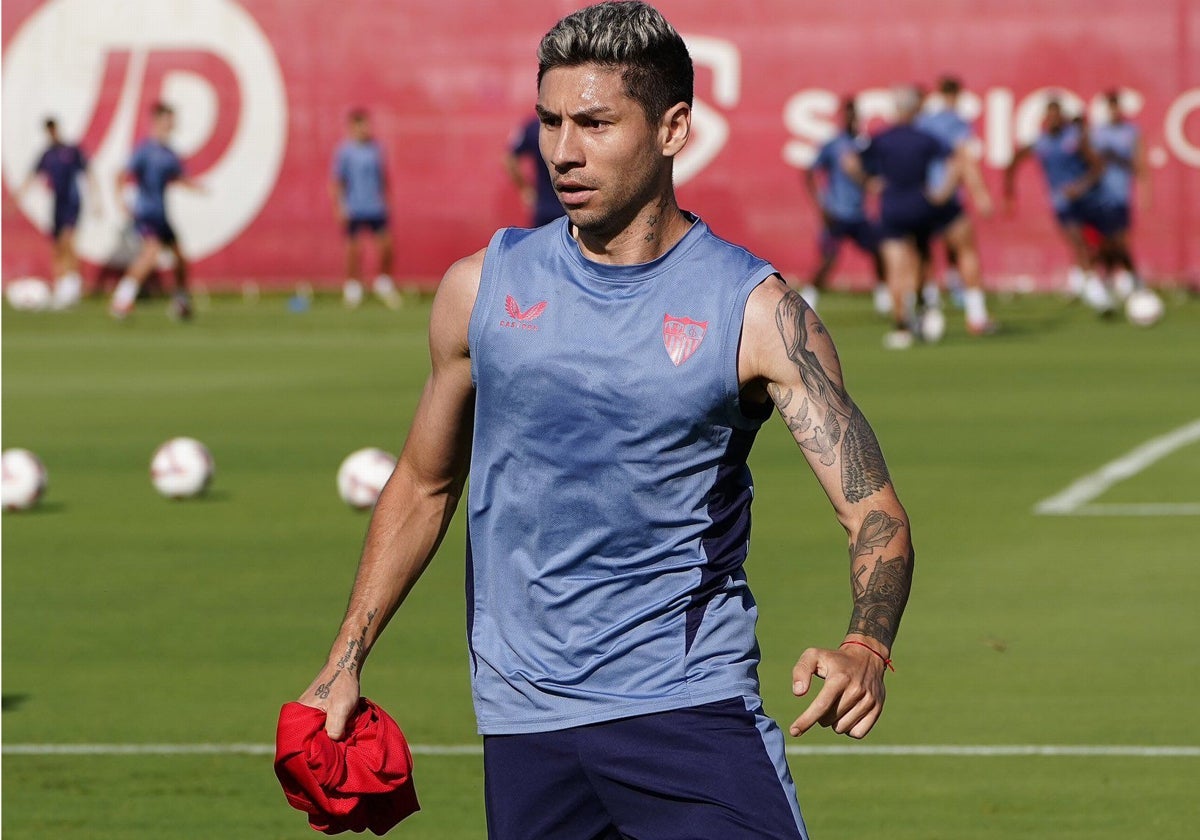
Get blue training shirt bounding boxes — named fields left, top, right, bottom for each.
left=36, top=143, right=87, bottom=211
left=811, top=133, right=866, bottom=221
left=1031, top=124, right=1099, bottom=211
left=465, top=216, right=777, bottom=735
left=333, top=139, right=388, bottom=220
left=127, top=139, right=182, bottom=220
left=1090, top=121, right=1139, bottom=205
left=915, top=108, right=972, bottom=195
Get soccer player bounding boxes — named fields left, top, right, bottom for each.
left=801, top=97, right=889, bottom=316
left=851, top=85, right=960, bottom=348
left=1090, top=89, right=1149, bottom=298
left=331, top=108, right=401, bottom=309
left=504, top=113, right=567, bottom=227
left=15, top=117, right=96, bottom=309
left=1004, top=99, right=1121, bottom=314
left=299, top=4, right=913, bottom=839
left=915, top=76, right=996, bottom=334
left=110, top=102, right=202, bottom=320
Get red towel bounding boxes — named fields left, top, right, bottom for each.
left=275, top=698, right=419, bottom=835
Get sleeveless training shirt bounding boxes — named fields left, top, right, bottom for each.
left=465, top=216, right=777, bottom=734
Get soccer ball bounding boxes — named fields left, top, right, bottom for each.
left=150, top=437, right=214, bottom=499
left=5, top=277, right=52, bottom=311
left=1124, top=289, right=1164, bottom=327
left=2, top=448, right=48, bottom=511
left=337, top=447, right=397, bottom=509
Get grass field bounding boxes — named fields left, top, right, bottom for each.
left=3, top=289, right=1198, bottom=838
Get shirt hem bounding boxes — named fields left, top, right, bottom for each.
left=474, top=681, right=760, bottom=735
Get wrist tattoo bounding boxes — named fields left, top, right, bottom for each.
left=314, top=608, right=378, bottom=699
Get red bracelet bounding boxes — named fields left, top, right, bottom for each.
left=840, top=640, right=895, bottom=672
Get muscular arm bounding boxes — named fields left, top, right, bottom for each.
left=299, top=249, right=482, bottom=737
left=956, top=142, right=993, bottom=216
left=741, top=278, right=914, bottom=738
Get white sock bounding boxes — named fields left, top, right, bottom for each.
left=921, top=283, right=942, bottom=309
left=53, top=272, right=83, bottom=309
left=873, top=284, right=893, bottom=316
left=944, top=267, right=963, bottom=292
left=1066, top=266, right=1087, bottom=297
left=799, top=285, right=819, bottom=311
left=112, top=276, right=139, bottom=309
left=1113, top=270, right=1137, bottom=299
left=1082, top=274, right=1114, bottom=312
left=963, top=287, right=989, bottom=325
left=343, top=278, right=363, bottom=308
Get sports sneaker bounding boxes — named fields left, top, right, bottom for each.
left=373, top=275, right=403, bottom=310
left=966, top=318, right=999, bottom=336
left=168, top=293, right=193, bottom=321
left=343, top=279, right=364, bottom=309
left=882, top=329, right=915, bottom=350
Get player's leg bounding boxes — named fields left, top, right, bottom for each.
left=51, top=226, right=84, bottom=310
left=483, top=729, right=620, bottom=840
left=880, top=237, right=919, bottom=348
left=1059, top=220, right=1113, bottom=314
left=586, top=698, right=809, bottom=840
left=943, top=215, right=994, bottom=334
left=801, top=224, right=840, bottom=311
left=343, top=221, right=364, bottom=308
left=371, top=226, right=402, bottom=309
left=1102, top=205, right=1139, bottom=297
left=111, top=228, right=163, bottom=318
left=845, top=218, right=890, bottom=316
left=166, top=240, right=193, bottom=320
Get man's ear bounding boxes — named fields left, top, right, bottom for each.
left=660, top=102, right=691, bottom=158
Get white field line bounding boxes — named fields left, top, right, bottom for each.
left=1034, top=419, right=1200, bottom=516
left=2, top=743, right=1197, bottom=758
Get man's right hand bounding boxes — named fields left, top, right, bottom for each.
left=299, top=665, right=362, bottom=741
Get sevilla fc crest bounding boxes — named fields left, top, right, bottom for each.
left=662, top=314, right=708, bottom=366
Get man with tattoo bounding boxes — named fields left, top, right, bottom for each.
left=299, top=4, right=913, bottom=838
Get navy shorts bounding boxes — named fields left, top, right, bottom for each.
left=1056, top=194, right=1126, bottom=237
left=880, top=199, right=943, bottom=245
left=820, top=215, right=881, bottom=259
left=52, top=202, right=80, bottom=237
left=345, top=215, right=388, bottom=236
left=929, top=198, right=964, bottom=235
left=135, top=214, right=177, bottom=246
left=483, top=697, right=809, bottom=840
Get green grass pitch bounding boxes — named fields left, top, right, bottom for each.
left=3, top=290, right=1198, bottom=838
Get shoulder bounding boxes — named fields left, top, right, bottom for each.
left=431, top=248, right=486, bottom=342
left=740, top=274, right=791, bottom=365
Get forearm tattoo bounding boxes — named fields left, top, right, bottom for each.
left=770, top=290, right=891, bottom=503
left=315, top=608, right=377, bottom=699
left=848, top=510, right=912, bottom=648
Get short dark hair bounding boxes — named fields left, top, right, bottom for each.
left=536, top=1, right=693, bottom=122
left=151, top=101, right=173, bottom=118
left=44, top=117, right=57, bottom=131
left=938, top=75, right=962, bottom=97
left=348, top=108, right=370, bottom=123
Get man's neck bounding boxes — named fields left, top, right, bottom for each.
left=572, top=192, right=693, bottom=266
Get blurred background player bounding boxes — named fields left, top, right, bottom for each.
left=915, top=76, right=996, bottom=334
left=15, top=117, right=96, bottom=309
left=331, top=108, right=401, bottom=309
left=1090, top=89, right=1149, bottom=299
left=503, top=113, right=566, bottom=227
left=800, top=96, right=889, bottom=316
left=851, top=85, right=959, bottom=349
left=110, top=102, right=202, bottom=320
left=1004, top=99, right=1122, bottom=315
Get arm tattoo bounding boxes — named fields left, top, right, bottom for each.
left=315, top=608, right=378, bottom=699
left=772, top=290, right=891, bottom=502
left=848, top=509, right=912, bottom=648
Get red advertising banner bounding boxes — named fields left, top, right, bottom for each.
left=3, top=0, right=1197, bottom=290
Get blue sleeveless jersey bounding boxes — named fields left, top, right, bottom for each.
left=1090, top=121, right=1139, bottom=205
left=1032, top=125, right=1096, bottom=211
left=465, top=217, right=777, bottom=735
